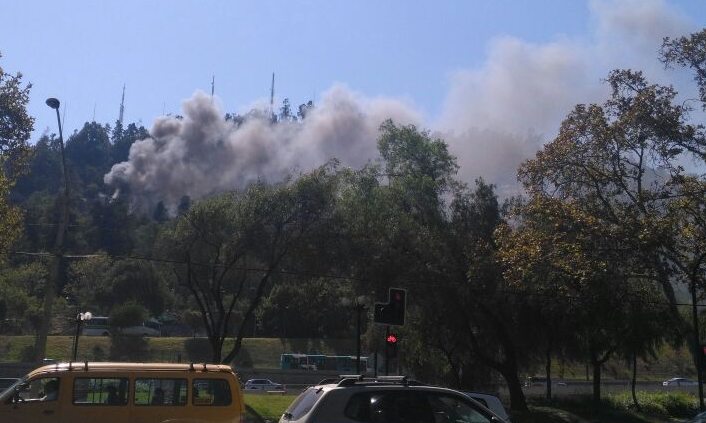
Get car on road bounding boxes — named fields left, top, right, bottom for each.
left=663, top=377, right=699, bottom=386
left=524, top=376, right=567, bottom=387
left=462, top=391, right=511, bottom=422
left=244, top=378, right=284, bottom=392
left=279, top=375, right=508, bottom=423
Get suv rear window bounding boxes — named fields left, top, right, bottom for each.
left=283, top=387, right=326, bottom=420
left=343, top=390, right=493, bottom=423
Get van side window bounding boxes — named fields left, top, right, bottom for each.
left=73, top=378, right=129, bottom=406
left=18, top=377, right=60, bottom=402
left=192, top=379, right=231, bottom=406
left=134, top=378, right=187, bottom=406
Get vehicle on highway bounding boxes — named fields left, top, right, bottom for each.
left=0, top=361, right=244, bottom=423
left=462, top=391, right=511, bottom=422
left=524, top=376, right=567, bottom=387
left=244, top=378, right=285, bottom=392
left=279, top=375, right=508, bottom=423
left=82, top=316, right=162, bottom=337
left=663, top=377, right=699, bottom=386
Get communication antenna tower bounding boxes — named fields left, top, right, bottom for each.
left=269, top=72, right=275, bottom=117
left=118, top=84, right=125, bottom=125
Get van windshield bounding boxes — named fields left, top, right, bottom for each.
left=0, top=376, right=27, bottom=402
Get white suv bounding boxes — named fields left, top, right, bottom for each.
left=279, top=376, right=508, bottom=423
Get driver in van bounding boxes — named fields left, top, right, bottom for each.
left=41, top=379, right=59, bottom=401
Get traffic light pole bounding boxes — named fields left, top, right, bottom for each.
left=691, top=257, right=705, bottom=411
left=385, top=325, right=389, bottom=376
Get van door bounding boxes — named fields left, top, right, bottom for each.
left=0, top=376, right=62, bottom=423
left=69, top=376, right=131, bottom=423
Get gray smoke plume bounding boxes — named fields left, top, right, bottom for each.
left=105, top=0, right=696, bottom=209
left=104, top=86, right=421, bottom=210
left=435, top=0, right=693, bottom=195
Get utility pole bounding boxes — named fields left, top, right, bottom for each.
left=691, top=252, right=706, bottom=411
left=36, top=98, right=70, bottom=365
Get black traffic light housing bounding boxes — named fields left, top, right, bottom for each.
left=374, top=288, right=406, bottom=326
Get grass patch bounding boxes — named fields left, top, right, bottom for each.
left=528, top=391, right=698, bottom=423
left=244, top=393, right=297, bottom=421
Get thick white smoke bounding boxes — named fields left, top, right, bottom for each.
left=105, top=0, right=696, bottom=208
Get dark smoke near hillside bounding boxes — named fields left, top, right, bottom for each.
left=104, top=87, right=422, bottom=211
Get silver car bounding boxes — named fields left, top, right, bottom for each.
left=244, top=378, right=285, bottom=392
left=279, top=376, right=508, bottom=423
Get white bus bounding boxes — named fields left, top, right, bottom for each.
left=82, top=317, right=162, bottom=337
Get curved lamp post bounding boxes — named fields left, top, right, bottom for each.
left=72, top=312, right=92, bottom=361
left=342, top=295, right=369, bottom=374
left=35, top=98, right=71, bottom=364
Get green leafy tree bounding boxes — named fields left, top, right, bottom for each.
left=109, top=301, right=148, bottom=333
left=158, top=164, right=340, bottom=363
left=661, top=28, right=706, bottom=109
left=258, top=278, right=355, bottom=338
left=0, top=53, right=33, bottom=259
left=336, top=122, right=531, bottom=410
left=515, top=67, right=703, bottom=403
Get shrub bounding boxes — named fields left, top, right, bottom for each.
left=606, top=391, right=697, bottom=418
left=109, top=335, right=150, bottom=361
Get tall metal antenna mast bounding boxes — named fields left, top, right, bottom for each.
left=269, top=72, right=275, bottom=117
left=211, top=75, right=215, bottom=97
left=118, top=84, right=125, bottom=125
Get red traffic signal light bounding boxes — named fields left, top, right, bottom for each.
left=386, top=333, right=399, bottom=358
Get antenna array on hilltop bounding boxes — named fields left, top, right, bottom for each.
left=118, top=84, right=125, bottom=125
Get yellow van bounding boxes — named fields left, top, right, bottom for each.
left=0, top=362, right=245, bottom=423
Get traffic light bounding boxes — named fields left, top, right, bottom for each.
left=374, top=288, right=406, bottom=326
left=386, top=333, right=399, bottom=358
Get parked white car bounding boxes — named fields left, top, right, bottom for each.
left=663, top=377, right=699, bottom=386
left=244, top=379, right=284, bottom=392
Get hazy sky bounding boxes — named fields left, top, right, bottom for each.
left=2, top=0, right=705, bottom=205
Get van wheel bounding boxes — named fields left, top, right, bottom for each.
left=102, top=332, right=110, bottom=336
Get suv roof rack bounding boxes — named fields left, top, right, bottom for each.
left=336, top=375, right=427, bottom=387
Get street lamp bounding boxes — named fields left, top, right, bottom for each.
left=72, top=312, right=92, bottom=361
left=342, top=295, right=369, bottom=374
left=35, top=98, right=71, bottom=364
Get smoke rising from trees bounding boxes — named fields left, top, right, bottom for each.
left=105, top=0, right=695, bottom=209
left=104, top=86, right=422, bottom=209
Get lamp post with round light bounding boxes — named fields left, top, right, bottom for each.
left=72, top=312, right=92, bottom=361
left=341, top=295, right=369, bottom=374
